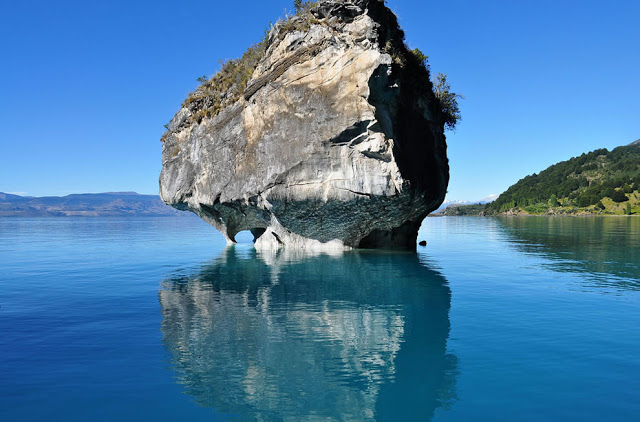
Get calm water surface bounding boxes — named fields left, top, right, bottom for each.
left=1, top=216, right=638, bottom=421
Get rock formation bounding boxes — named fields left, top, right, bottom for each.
left=160, top=0, right=450, bottom=250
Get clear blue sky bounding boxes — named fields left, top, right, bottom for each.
left=1, top=0, right=638, bottom=201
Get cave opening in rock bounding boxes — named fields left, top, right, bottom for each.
left=234, top=228, right=267, bottom=244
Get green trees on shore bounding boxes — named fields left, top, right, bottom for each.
left=486, top=142, right=640, bottom=215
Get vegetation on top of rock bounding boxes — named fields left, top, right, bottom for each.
left=163, top=0, right=460, bottom=134
left=181, top=40, right=268, bottom=125
left=294, top=0, right=318, bottom=14
left=410, top=48, right=429, bottom=66
left=410, top=48, right=462, bottom=130
left=484, top=141, right=640, bottom=215
left=433, top=73, right=462, bottom=130
left=174, top=1, right=321, bottom=128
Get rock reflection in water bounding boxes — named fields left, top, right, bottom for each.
left=160, top=247, right=457, bottom=421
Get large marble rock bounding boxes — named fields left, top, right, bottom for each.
left=160, top=0, right=449, bottom=250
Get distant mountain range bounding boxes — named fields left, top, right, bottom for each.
left=438, top=203, right=487, bottom=216
left=0, top=192, right=188, bottom=217
left=434, top=195, right=498, bottom=213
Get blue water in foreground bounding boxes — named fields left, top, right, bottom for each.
left=1, top=216, right=639, bottom=421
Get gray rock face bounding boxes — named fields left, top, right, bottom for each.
left=160, top=0, right=449, bottom=250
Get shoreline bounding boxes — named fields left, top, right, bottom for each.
left=435, top=213, right=639, bottom=218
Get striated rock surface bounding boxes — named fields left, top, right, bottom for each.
left=160, top=0, right=449, bottom=250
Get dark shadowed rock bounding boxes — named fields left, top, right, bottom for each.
left=160, top=0, right=449, bottom=250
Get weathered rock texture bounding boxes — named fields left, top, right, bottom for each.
left=160, top=0, right=449, bottom=250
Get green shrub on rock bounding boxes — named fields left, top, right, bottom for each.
left=433, top=73, right=462, bottom=131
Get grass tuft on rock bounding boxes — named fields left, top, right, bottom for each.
left=179, top=1, right=321, bottom=126
left=165, top=0, right=457, bottom=133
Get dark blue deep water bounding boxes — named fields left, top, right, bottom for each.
left=1, top=216, right=639, bottom=421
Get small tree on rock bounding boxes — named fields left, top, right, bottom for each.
left=411, top=48, right=429, bottom=70
left=433, top=73, right=462, bottom=130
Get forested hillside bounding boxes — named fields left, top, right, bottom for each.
left=486, top=141, right=640, bottom=215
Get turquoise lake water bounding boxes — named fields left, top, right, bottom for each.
left=1, top=216, right=639, bottom=421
